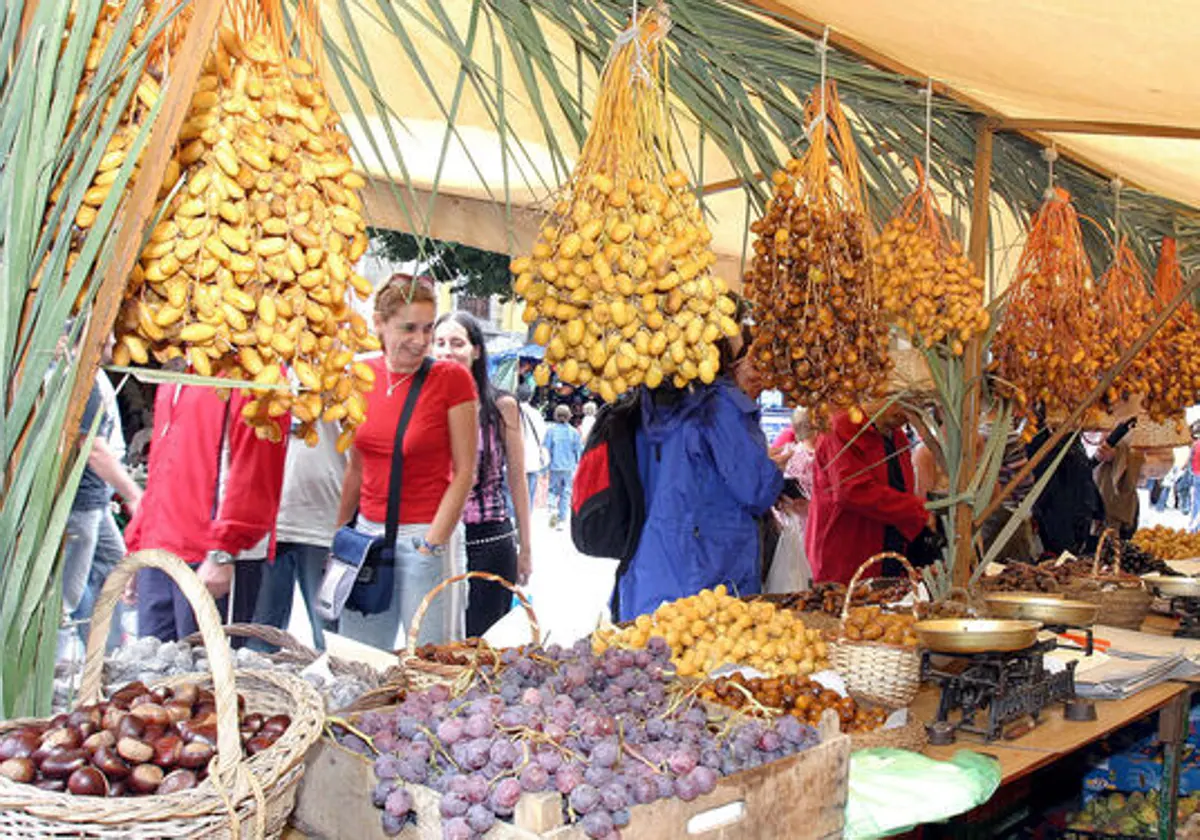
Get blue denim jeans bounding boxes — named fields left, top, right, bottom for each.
left=527, top=471, right=541, bottom=509
left=548, top=470, right=572, bottom=523
left=73, top=509, right=128, bottom=650
left=338, top=522, right=450, bottom=651
left=250, top=542, right=333, bottom=651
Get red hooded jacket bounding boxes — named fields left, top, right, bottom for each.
left=806, top=411, right=928, bottom=584
left=125, top=384, right=288, bottom=565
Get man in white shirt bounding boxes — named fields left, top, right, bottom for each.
left=517, top=385, right=548, bottom=509
left=250, top=419, right=346, bottom=650
left=578, top=402, right=598, bottom=447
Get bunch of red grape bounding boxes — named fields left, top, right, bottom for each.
left=335, top=637, right=820, bottom=839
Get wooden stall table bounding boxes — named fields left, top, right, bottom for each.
left=913, top=681, right=1194, bottom=838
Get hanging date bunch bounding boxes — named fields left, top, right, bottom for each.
left=1097, top=236, right=1154, bottom=408
left=873, top=161, right=988, bottom=356
left=510, top=9, right=739, bottom=403
left=989, top=187, right=1111, bottom=423
left=113, top=0, right=379, bottom=449
left=743, top=81, right=890, bottom=415
left=1138, top=237, right=1200, bottom=421
left=55, top=0, right=189, bottom=308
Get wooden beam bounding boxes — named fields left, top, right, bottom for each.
left=997, top=119, right=1200, bottom=140
left=953, top=119, right=995, bottom=587
left=361, top=177, right=747, bottom=287
left=740, top=0, right=1156, bottom=195
left=60, top=0, right=225, bottom=466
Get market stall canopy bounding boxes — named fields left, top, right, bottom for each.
left=770, top=0, right=1200, bottom=208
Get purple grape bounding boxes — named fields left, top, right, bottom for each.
left=591, top=739, right=619, bottom=768
left=654, top=775, right=675, bottom=799
left=436, top=718, right=466, bottom=745
left=428, top=685, right=451, bottom=703
left=543, top=721, right=568, bottom=742
left=585, top=764, right=614, bottom=787
left=465, top=713, right=494, bottom=739
left=380, top=812, right=404, bottom=836
left=374, top=754, right=403, bottom=780
left=396, top=718, right=422, bottom=739
left=674, top=775, right=699, bottom=802
left=463, top=773, right=490, bottom=805
left=613, top=807, right=631, bottom=827
left=600, top=782, right=628, bottom=811
left=466, top=803, right=496, bottom=833
left=500, top=682, right=522, bottom=703
left=569, top=783, right=602, bottom=815
left=464, top=739, right=490, bottom=770
left=490, top=777, right=522, bottom=816
left=645, top=718, right=666, bottom=739
left=667, top=748, right=698, bottom=775
left=521, top=687, right=543, bottom=706
left=536, top=747, right=564, bottom=773
left=410, top=741, right=433, bottom=762
left=442, top=816, right=472, bottom=840
left=631, top=775, right=659, bottom=805
left=372, top=779, right=398, bottom=807
left=520, top=763, right=551, bottom=792
left=581, top=809, right=615, bottom=838
left=689, top=766, right=718, bottom=795
left=557, top=763, right=585, bottom=794
left=440, top=791, right=470, bottom=818
left=384, top=787, right=413, bottom=818
left=398, top=758, right=428, bottom=784
left=489, top=739, right=520, bottom=768
left=757, top=731, right=782, bottom=752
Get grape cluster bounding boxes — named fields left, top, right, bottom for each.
left=336, top=638, right=819, bottom=839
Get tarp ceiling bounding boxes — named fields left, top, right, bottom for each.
left=770, top=0, right=1200, bottom=208
left=321, top=0, right=1199, bottom=272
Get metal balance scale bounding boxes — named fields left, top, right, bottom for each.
left=1143, top=574, right=1200, bottom=639
left=917, top=594, right=1100, bottom=744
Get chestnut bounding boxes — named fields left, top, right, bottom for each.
left=153, top=734, right=183, bottom=768
left=40, top=727, right=82, bottom=751
left=196, top=689, right=215, bottom=707
left=129, top=693, right=155, bottom=711
left=194, top=703, right=217, bottom=721
left=33, top=778, right=65, bottom=792
left=240, top=713, right=264, bottom=734
left=261, top=715, right=291, bottom=736
left=0, top=730, right=40, bottom=761
left=102, top=707, right=127, bottom=732
left=178, top=742, right=214, bottom=770
left=108, top=779, right=127, bottom=798
left=172, top=684, right=200, bottom=706
left=130, top=703, right=170, bottom=727
left=187, top=724, right=217, bottom=748
left=92, top=746, right=130, bottom=779
left=150, top=686, right=173, bottom=705
left=68, top=709, right=101, bottom=731
left=48, top=714, right=69, bottom=729
left=142, top=724, right=167, bottom=745
left=116, top=715, right=146, bottom=740
left=157, top=768, right=198, bottom=794
left=40, top=747, right=87, bottom=778
left=67, top=766, right=109, bottom=796
left=244, top=735, right=273, bottom=756
left=116, top=737, right=153, bottom=764
left=128, top=763, right=163, bottom=794
left=165, top=702, right=192, bottom=725
left=77, top=721, right=98, bottom=740
left=82, top=730, right=116, bottom=754
left=0, top=757, right=36, bottom=783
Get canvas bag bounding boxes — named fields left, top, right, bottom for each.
left=315, top=358, right=431, bottom=621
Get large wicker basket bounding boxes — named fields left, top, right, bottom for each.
left=402, top=571, right=540, bottom=691
left=829, top=552, right=922, bottom=709
left=1059, top=530, right=1152, bottom=631
left=0, top=550, right=324, bottom=839
left=849, top=714, right=929, bottom=753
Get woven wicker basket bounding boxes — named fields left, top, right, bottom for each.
left=1060, top=530, right=1152, bottom=631
left=829, top=552, right=922, bottom=709
left=403, top=571, right=540, bottom=691
left=0, top=550, right=324, bottom=839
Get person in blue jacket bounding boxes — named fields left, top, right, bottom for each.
left=612, top=328, right=785, bottom=621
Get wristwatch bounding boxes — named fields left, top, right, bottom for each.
left=207, top=549, right=235, bottom=565
left=412, top=537, right=446, bottom=556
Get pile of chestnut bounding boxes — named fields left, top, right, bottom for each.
left=0, top=679, right=290, bottom=797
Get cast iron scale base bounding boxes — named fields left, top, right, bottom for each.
left=922, top=634, right=1096, bottom=745
left=1167, top=596, right=1200, bottom=639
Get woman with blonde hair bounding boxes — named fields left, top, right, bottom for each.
left=337, top=274, right=478, bottom=648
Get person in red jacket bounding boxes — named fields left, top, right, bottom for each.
left=125, top=383, right=288, bottom=641
left=806, top=402, right=930, bottom=584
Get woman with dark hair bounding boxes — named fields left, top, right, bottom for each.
left=337, top=275, right=478, bottom=648
left=434, top=312, right=533, bottom=637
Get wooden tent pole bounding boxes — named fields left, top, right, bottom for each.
left=952, top=119, right=995, bottom=587
left=59, top=0, right=226, bottom=467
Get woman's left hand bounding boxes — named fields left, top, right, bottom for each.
left=517, top=544, right=533, bottom=586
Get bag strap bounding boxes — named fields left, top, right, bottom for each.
left=382, top=357, right=433, bottom=558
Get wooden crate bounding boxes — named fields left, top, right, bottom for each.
left=291, top=724, right=849, bottom=840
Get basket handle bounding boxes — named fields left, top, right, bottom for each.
left=406, top=571, right=540, bottom=657
left=838, top=551, right=921, bottom=638
left=182, top=622, right=317, bottom=661
left=80, top=550, right=242, bottom=779
left=1092, top=527, right=1120, bottom=577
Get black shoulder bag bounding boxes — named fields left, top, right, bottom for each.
left=316, top=358, right=432, bottom=620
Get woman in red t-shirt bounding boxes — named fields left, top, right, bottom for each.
left=337, top=275, right=478, bottom=649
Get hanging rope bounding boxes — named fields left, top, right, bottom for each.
left=923, top=78, right=933, bottom=183
left=1042, top=144, right=1058, bottom=200
left=805, top=26, right=831, bottom=141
